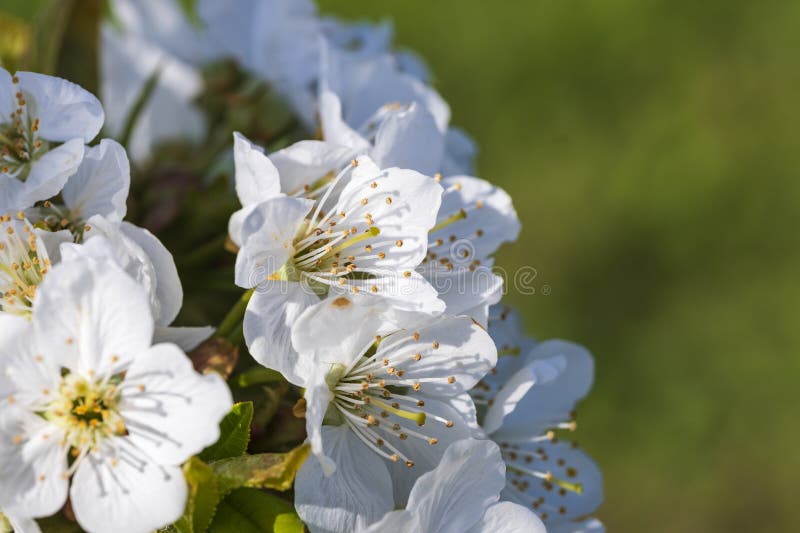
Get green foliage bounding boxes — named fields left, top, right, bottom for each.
left=172, top=402, right=308, bottom=532
left=212, top=444, right=310, bottom=494
left=199, top=402, right=255, bottom=462
left=209, top=489, right=303, bottom=533
left=174, top=458, right=220, bottom=533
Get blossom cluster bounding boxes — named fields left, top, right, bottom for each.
left=0, top=1, right=604, bottom=532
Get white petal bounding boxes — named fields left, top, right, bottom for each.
left=233, top=132, right=281, bottom=206
left=68, top=218, right=175, bottom=328
left=387, top=396, right=476, bottom=506
left=295, top=425, right=394, bottom=533
left=17, top=72, right=103, bottom=143
left=442, top=127, right=477, bottom=176
left=0, top=315, right=32, bottom=394
left=0, top=68, right=14, bottom=122
left=425, top=269, right=503, bottom=325
left=119, top=343, right=232, bottom=465
left=333, top=271, right=444, bottom=315
left=431, top=176, right=520, bottom=265
left=70, top=444, right=186, bottom=533
left=482, top=355, right=566, bottom=435
left=376, top=315, right=496, bottom=397
left=0, top=139, right=84, bottom=211
left=269, top=140, right=355, bottom=194
left=228, top=205, right=257, bottom=248
left=235, top=197, right=314, bottom=288
left=492, top=340, right=594, bottom=442
left=119, top=222, right=182, bottom=326
left=466, top=501, right=546, bottom=533
left=359, top=511, right=419, bottom=533
left=291, top=294, right=386, bottom=370
left=318, top=89, right=371, bottom=152
left=62, top=139, right=130, bottom=223
left=243, top=282, right=320, bottom=385
left=5, top=512, right=42, bottom=533
left=371, top=103, right=444, bottom=176
left=33, top=252, right=153, bottom=375
left=0, top=409, right=67, bottom=518
left=153, top=325, right=214, bottom=351
left=303, top=368, right=335, bottom=474
left=404, top=439, right=505, bottom=532
left=34, top=228, right=72, bottom=265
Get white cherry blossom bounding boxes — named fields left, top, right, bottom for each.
left=472, top=306, right=604, bottom=531
left=0, top=255, right=231, bottom=532
left=291, top=296, right=496, bottom=533
left=0, top=68, right=103, bottom=211
left=233, top=150, right=445, bottom=382
left=361, top=438, right=545, bottom=533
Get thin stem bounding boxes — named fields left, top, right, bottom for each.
left=216, top=288, right=254, bottom=339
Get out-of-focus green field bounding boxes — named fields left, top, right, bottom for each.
left=2, top=0, right=798, bottom=531
left=319, top=2, right=798, bottom=532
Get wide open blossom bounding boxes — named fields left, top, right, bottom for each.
left=471, top=305, right=605, bottom=531
left=361, top=438, right=545, bottom=533
left=291, top=296, right=496, bottom=533
left=421, top=176, right=520, bottom=326
left=232, top=146, right=445, bottom=382
left=0, top=255, right=231, bottom=532
left=0, top=68, right=103, bottom=211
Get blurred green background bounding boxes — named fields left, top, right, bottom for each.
left=3, top=0, right=799, bottom=531
left=319, top=1, right=800, bottom=532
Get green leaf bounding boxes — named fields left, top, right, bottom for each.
left=212, top=443, right=310, bottom=495
left=173, top=457, right=220, bottom=533
left=199, top=402, right=254, bottom=462
left=208, top=488, right=303, bottom=533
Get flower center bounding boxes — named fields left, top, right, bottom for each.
left=0, top=80, right=47, bottom=181
left=0, top=214, right=49, bottom=316
left=324, top=332, right=458, bottom=468
left=43, top=373, right=126, bottom=455
left=27, top=200, right=89, bottom=239
left=500, top=439, right=587, bottom=525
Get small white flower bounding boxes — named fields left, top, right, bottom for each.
left=472, top=305, right=604, bottom=531
left=0, top=255, right=232, bottom=532
left=0, top=68, right=104, bottom=211
left=233, top=151, right=445, bottom=382
left=291, top=296, right=496, bottom=533
left=421, top=176, right=520, bottom=326
left=360, top=438, right=546, bottom=533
